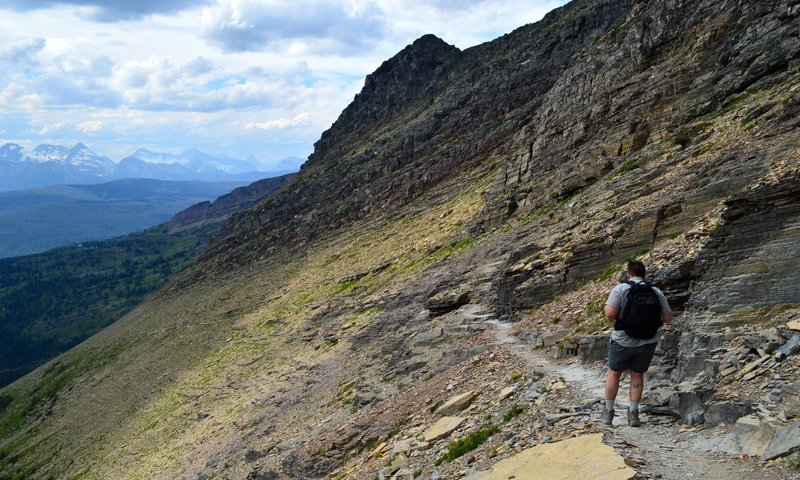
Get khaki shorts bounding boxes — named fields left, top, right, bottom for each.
left=608, top=339, right=657, bottom=373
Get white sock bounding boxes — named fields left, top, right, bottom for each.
left=630, top=401, right=639, bottom=413
left=605, top=400, right=615, bottom=411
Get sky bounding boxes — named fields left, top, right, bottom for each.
left=0, top=0, right=568, bottom=169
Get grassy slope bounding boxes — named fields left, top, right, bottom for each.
left=0, top=168, right=490, bottom=479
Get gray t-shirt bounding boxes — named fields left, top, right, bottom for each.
left=606, top=276, right=671, bottom=347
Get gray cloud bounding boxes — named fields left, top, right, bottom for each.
left=199, top=0, right=386, bottom=55
left=36, top=75, right=122, bottom=107
left=0, top=38, right=46, bottom=66
left=0, top=0, right=210, bottom=22
left=90, top=56, right=115, bottom=77
left=183, top=56, right=215, bottom=76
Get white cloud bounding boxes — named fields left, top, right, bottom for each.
left=244, top=112, right=310, bottom=130
left=77, top=120, right=103, bottom=133
left=199, top=0, right=386, bottom=55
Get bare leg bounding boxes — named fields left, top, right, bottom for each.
left=605, top=369, right=622, bottom=402
left=629, top=371, right=644, bottom=402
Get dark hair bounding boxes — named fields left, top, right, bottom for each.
left=627, top=260, right=646, bottom=278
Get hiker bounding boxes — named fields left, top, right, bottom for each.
left=601, top=260, right=672, bottom=427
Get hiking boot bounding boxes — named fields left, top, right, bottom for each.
left=628, top=409, right=641, bottom=427
left=601, top=406, right=615, bottom=426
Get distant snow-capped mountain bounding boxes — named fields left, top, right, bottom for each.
left=0, top=143, right=114, bottom=173
left=121, top=148, right=258, bottom=175
left=0, top=143, right=292, bottom=191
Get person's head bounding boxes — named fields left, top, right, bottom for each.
left=626, top=260, right=646, bottom=279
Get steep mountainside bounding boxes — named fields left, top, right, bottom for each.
left=0, top=1, right=798, bottom=479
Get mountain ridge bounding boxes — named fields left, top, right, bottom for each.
left=0, top=142, right=296, bottom=191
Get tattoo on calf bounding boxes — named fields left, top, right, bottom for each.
left=631, top=383, right=643, bottom=389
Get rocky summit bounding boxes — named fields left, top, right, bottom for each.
left=1, top=0, right=799, bottom=479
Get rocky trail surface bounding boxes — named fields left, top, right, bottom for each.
left=487, top=320, right=798, bottom=480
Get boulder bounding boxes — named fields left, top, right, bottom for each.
left=778, top=335, right=800, bottom=356
left=499, top=385, right=517, bottom=400
left=427, top=287, right=470, bottom=316
left=733, top=415, right=779, bottom=456
left=668, top=389, right=713, bottom=421
left=579, top=335, right=608, bottom=364
left=437, top=391, right=479, bottom=415
left=703, top=401, right=753, bottom=427
left=422, top=416, right=465, bottom=442
left=762, top=421, right=800, bottom=460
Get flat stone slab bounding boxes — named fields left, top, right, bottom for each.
left=468, top=433, right=636, bottom=480
left=437, top=391, right=478, bottom=415
left=422, top=416, right=465, bottom=442
left=499, top=386, right=517, bottom=400
left=762, top=420, right=800, bottom=460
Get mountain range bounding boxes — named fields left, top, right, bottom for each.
left=0, top=142, right=301, bottom=191
left=0, top=0, right=798, bottom=479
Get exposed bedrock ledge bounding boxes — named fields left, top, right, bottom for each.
left=677, top=176, right=800, bottom=327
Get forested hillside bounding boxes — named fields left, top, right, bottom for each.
left=0, top=225, right=215, bottom=387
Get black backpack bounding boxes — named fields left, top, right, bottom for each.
left=617, top=281, right=663, bottom=339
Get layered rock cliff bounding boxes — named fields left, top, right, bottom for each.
left=0, top=0, right=798, bottom=479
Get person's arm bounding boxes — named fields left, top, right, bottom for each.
left=605, top=285, right=622, bottom=320
left=656, top=287, right=673, bottom=324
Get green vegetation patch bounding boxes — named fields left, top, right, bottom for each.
left=429, top=400, right=445, bottom=413
left=429, top=237, right=478, bottom=262
left=597, top=264, right=621, bottom=282
left=610, top=159, right=638, bottom=179
left=435, top=425, right=500, bottom=465
left=502, top=405, right=525, bottom=423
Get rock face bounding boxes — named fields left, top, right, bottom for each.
left=677, top=178, right=800, bottom=326
left=205, top=0, right=634, bottom=262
